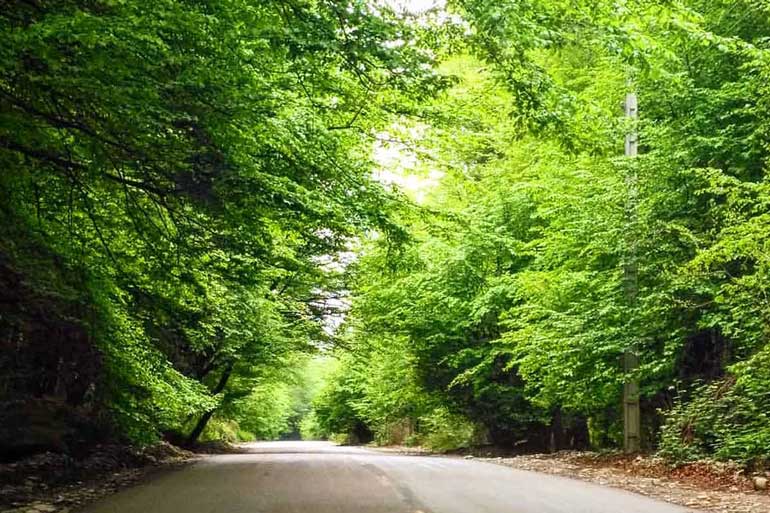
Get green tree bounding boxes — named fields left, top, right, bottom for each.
left=0, top=0, right=443, bottom=451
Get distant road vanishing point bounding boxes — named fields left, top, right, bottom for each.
left=81, top=441, right=695, bottom=513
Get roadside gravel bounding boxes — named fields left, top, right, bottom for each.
left=480, top=452, right=770, bottom=513
left=0, top=443, right=195, bottom=513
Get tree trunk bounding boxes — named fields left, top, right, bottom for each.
left=185, top=362, right=234, bottom=447
left=549, top=407, right=563, bottom=453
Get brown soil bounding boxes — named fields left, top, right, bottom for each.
left=0, top=443, right=195, bottom=513
left=482, top=451, right=770, bottom=513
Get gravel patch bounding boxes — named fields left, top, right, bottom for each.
left=0, top=443, right=195, bottom=513
left=480, top=452, right=770, bottom=513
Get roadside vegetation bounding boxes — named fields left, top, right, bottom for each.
left=0, top=0, right=441, bottom=457
left=304, top=0, right=770, bottom=470
left=2, top=0, right=770, bottom=478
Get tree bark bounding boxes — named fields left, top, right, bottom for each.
left=549, top=407, right=563, bottom=453
left=185, top=362, right=234, bottom=446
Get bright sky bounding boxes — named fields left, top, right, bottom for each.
left=385, top=0, right=445, bottom=14
left=372, top=0, right=452, bottom=203
left=373, top=128, right=443, bottom=204
left=317, top=0, right=451, bottom=339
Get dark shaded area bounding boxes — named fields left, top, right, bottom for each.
left=678, top=329, right=730, bottom=382
left=0, top=238, right=110, bottom=461
left=0, top=442, right=192, bottom=509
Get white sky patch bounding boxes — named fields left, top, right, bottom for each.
left=370, top=0, right=453, bottom=200
left=315, top=0, right=450, bottom=341
left=375, top=168, right=444, bottom=204
left=382, top=0, right=446, bottom=14
left=372, top=126, right=444, bottom=204
left=379, top=0, right=462, bottom=28
left=311, top=244, right=359, bottom=340
left=312, top=290, right=350, bottom=338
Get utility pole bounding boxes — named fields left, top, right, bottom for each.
left=623, top=92, right=641, bottom=454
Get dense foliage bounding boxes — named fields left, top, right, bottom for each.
left=3, top=0, right=770, bottom=470
left=309, top=0, right=770, bottom=468
left=0, top=0, right=439, bottom=455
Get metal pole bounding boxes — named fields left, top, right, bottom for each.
left=623, top=92, right=641, bottom=454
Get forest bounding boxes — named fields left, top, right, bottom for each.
left=1, top=0, right=769, bottom=471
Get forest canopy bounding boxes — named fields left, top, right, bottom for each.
left=0, top=0, right=440, bottom=452
left=2, top=0, right=770, bottom=469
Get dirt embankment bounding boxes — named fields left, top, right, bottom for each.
left=481, top=452, right=770, bottom=513
left=0, top=443, right=195, bottom=513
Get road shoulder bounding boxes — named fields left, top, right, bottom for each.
left=369, top=447, right=769, bottom=513
left=0, top=443, right=197, bottom=513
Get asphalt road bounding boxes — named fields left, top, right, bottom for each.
left=81, top=441, right=695, bottom=513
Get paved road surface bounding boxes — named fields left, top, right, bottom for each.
left=81, top=441, right=694, bottom=513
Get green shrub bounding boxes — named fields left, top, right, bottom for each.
left=299, top=412, right=328, bottom=441
left=659, top=347, right=770, bottom=467
left=201, top=419, right=241, bottom=443
left=420, top=407, right=476, bottom=452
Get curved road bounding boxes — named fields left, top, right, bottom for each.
left=82, top=441, right=695, bottom=513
